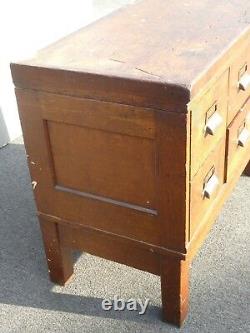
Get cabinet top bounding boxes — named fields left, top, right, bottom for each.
left=13, top=0, right=249, bottom=98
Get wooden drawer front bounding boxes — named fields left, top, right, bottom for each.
left=190, top=139, right=226, bottom=238
left=228, top=41, right=250, bottom=124
left=190, top=70, right=228, bottom=178
left=226, top=98, right=250, bottom=182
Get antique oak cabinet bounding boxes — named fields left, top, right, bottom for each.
left=11, top=0, right=250, bottom=327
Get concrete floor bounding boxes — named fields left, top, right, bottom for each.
left=0, top=137, right=249, bottom=333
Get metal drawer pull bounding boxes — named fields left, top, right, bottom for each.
left=238, top=127, right=250, bottom=147
left=205, top=112, right=223, bottom=135
left=203, top=174, right=219, bottom=199
left=239, top=72, right=250, bottom=91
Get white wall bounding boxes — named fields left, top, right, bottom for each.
left=0, top=0, right=135, bottom=145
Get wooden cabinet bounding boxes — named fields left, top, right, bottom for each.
left=11, top=0, right=250, bottom=327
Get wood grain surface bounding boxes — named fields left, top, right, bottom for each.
left=11, top=0, right=250, bottom=108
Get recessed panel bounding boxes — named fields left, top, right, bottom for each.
left=47, top=121, right=156, bottom=210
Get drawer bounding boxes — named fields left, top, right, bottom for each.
left=189, top=70, right=228, bottom=178
left=225, top=98, right=250, bottom=182
left=190, top=139, right=226, bottom=238
left=228, top=41, right=250, bottom=124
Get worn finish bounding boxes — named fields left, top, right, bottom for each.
left=11, top=0, right=250, bottom=110
left=12, top=1, right=250, bottom=90
left=39, top=217, right=73, bottom=286
left=11, top=0, right=250, bottom=327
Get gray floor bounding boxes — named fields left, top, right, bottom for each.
left=0, top=137, right=249, bottom=333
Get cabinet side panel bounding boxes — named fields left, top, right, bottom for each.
left=15, top=88, right=160, bottom=246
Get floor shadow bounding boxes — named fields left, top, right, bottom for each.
left=0, top=141, right=161, bottom=325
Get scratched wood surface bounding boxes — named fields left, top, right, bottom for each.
left=12, top=0, right=250, bottom=93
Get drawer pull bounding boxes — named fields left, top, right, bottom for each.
left=238, top=72, right=250, bottom=91
left=238, top=128, right=250, bottom=147
left=205, top=112, right=223, bottom=135
left=203, top=174, right=219, bottom=199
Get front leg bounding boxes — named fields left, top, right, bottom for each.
left=39, top=217, right=74, bottom=286
left=160, top=256, right=189, bottom=327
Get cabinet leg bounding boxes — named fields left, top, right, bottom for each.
left=160, top=257, right=189, bottom=327
left=243, top=160, right=250, bottom=176
left=39, top=218, right=73, bottom=286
